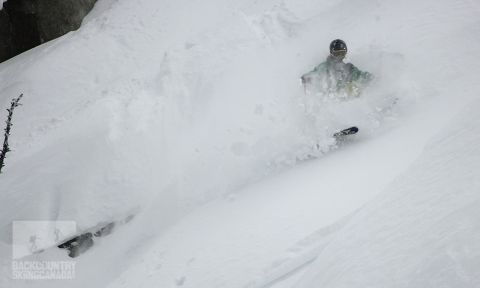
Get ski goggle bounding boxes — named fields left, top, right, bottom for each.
left=331, top=49, right=347, bottom=58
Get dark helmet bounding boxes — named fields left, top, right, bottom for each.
left=329, top=39, right=347, bottom=58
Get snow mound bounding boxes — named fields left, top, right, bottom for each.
left=296, top=98, right=480, bottom=288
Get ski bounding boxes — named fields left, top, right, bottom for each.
left=333, top=126, right=359, bottom=138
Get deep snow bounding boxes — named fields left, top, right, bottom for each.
left=0, top=0, right=479, bottom=287
left=295, top=98, right=480, bottom=288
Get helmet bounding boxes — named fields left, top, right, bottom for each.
left=329, top=39, right=347, bottom=58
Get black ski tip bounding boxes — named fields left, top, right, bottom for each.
left=333, top=126, right=359, bottom=138
left=349, top=126, right=359, bottom=133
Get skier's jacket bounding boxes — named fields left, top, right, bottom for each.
left=301, top=55, right=372, bottom=97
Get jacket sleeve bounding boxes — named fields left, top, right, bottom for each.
left=301, top=63, right=326, bottom=82
left=346, top=63, right=373, bottom=83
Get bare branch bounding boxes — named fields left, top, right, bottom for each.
left=0, top=94, right=23, bottom=174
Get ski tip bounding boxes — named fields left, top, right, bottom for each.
left=333, top=126, right=359, bottom=138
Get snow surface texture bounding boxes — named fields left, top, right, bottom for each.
left=0, top=0, right=479, bottom=287
left=295, top=98, right=480, bottom=288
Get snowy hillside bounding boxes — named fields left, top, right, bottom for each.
left=1, top=0, right=479, bottom=287
left=295, top=98, right=480, bottom=288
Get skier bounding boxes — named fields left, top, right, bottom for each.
left=301, top=39, right=372, bottom=98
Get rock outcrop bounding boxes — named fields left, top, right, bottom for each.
left=0, top=0, right=96, bottom=63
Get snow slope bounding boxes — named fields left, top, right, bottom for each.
left=0, top=0, right=405, bottom=247
left=1, top=0, right=479, bottom=287
left=295, top=98, right=480, bottom=288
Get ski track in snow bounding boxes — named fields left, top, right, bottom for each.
left=1, top=0, right=480, bottom=287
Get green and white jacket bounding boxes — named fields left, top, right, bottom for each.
left=302, top=55, right=373, bottom=97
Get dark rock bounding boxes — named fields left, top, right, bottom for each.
left=35, top=0, right=97, bottom=42
left=0, top=0, right=97, bottom=63
left=0, top=9, right=15, bottom=61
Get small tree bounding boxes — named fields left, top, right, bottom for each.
left=0, top=94, right=23, bottom=174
